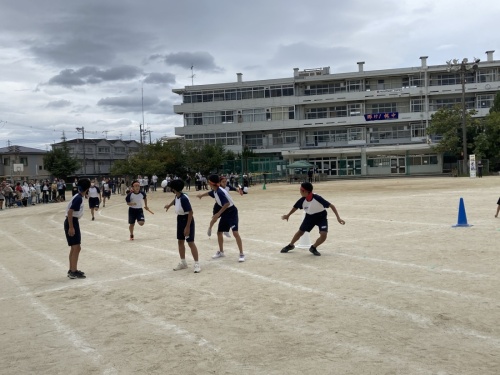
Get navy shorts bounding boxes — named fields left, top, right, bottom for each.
left=218, top=206, right=238, bottom=232
left=89, top=197, right=100, bottom=208
left=299, top=212, right=328, bottom=233
left=64, top=217, right=81, bottom=246
left=177, top=215, right=195, bottom=242
left=103, top=190, right=111, bottom=198
left=497, top=197, right=500, bottom=205
left=128, top=208, right=145, bottom=224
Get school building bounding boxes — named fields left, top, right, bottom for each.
left=172, top=50, right=499, bottom=178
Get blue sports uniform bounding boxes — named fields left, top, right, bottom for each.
left=126, top=191, right=146, bottom=224
left=64, top=193, right=85, bottom=246
left=208, top=187, right=239, bottom=232
left=293, top=194, right=331, bottom=233
left=175, top=193, right=195, bottom=242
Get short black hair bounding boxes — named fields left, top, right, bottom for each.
left=169, top=179, right=184, bottom=192
left=300, top=182, right=313, bottom=192
left=208, top=174, right=220, bottom=184
left=77, top=178, right=91, bottom=192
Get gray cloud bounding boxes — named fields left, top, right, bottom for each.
left=143, top=72, right=176, bottom=85
left=150, top=51, right=223, bottom=72
left=46, top=99, right=71, bottom=108
left=97, top=95, right=160, bottom=112
left=47, top=65, right=143, bottom=88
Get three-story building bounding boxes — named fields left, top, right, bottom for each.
left=173, top=51, right=499, bottom=177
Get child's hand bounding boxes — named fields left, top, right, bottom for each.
left=164, top=204, right=170, bottom=211
left=281, top=214, right=289, bottom=221
left=338, top=218, right=345, bottom=225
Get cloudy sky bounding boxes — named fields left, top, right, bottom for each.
left=1, top=0, right=498, bottom=150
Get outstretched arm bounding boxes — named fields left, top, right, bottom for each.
left=197, top=192, right=210, bottom=199
left=329, top=203, right=345, bottom=225
left=164, top=199, right=175, bottom=212
left=282, top=207, right=298, bottom=221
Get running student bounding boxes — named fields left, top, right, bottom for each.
left=210, top=176, right=239, bottom=238
left=64, top=178, right=91, bottom=279
left=197, top=174, right=245, bottom=262
left=87, top=180, right=101, bottom=221
left=281, top=182, right=345, bottom=256
left=126, top=180, right=150, bottom=240
left=164, top=180, right=201, bottom=273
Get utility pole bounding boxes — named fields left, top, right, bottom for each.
left=446, top=57, right=480, bottom=175
left=76, top=127, right=86, bottom=175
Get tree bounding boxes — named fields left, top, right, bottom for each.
left=44, top=142, right=80, bottom=179
left=427, top=104, right=478, bottom=157
left=489, top=91, right=500, bottom=114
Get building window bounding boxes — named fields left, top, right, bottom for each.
left=411, top=99, right=423, bottom=112
left=411, top=123, right=426, bottom=138
left=3, top=158, right=9, bottom=166
left=348, top=128, right=363, bottom=141
left=221, top=110, right=234, bottom=123
left=115, top=147, right=125, bottom=153
left=477, top=94, right=494, bottom=108
left=370, top=102, right=397, bottom=113
left=283, top=131, right=299, bottom=144
left=20, top=157, right=28, bottom=166
left=98, top=147, right=110, bottom=153
left=39, top=165, right=43, bottom=170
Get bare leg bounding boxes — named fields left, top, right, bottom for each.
left=313, top=232, right=328, bottom=249
left=232, top=231, right=244, bottom=254
left=69, top=244, right=81, bottom=271
left=178, top=239, right=186, bottom=259
left=496, top=205, right=500, bottom=218
left=188, top=241, right=199, bottom=261
left=289, top=230, right=305, bottom=246
left=129, top=223, right=135, bottom=236
left=217, top=231, right=224, bottom=252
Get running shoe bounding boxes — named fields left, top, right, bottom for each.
left=212, top=251, right=225, bottom=259
left=281, top=244, right=295, bottom=253
left=309, top=246, right=321, bottom=256
left=173, top=261, right=188, bottom=271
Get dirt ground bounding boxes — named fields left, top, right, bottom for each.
left=1, top=176, right=499, bottom=375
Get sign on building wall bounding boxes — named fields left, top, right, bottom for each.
left=364, top=112, right=399, bottom=121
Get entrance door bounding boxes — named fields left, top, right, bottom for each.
left=390, top=157, right=406, bottom=174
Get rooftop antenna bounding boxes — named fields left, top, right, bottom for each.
left=102, top=130, right=109, bottom=139
left=190, top=65, right=195, bottom=86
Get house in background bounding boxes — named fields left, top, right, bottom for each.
left=0, top=145, right=49, bottom=182
left=51, top=138, right=140, bottom=176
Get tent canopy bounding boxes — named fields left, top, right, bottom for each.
left=287, top=160, right=314, bottom=169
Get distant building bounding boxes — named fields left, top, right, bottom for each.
left=51, top=139, right=140, bottom=176
left=172, top=51, right=499, bottom=177
left=0, top=145, right=49, bottom=182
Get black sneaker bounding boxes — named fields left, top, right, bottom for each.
left=281, top=244, right=295, bottom=253
left=67, top=269, right=85, bottom=276
left=68, top=270, right=86, bottom=279
left=309, top=246, right=321, bottom=256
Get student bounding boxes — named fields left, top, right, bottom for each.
left=102, top=178, right=111, bottom=207
left=125, top=180, right=149, bottom=240
left=87, top=180, right=101, bottom=221
left=495, top=197, right=500, bottom=218
left=197, top=174, right=245, bottom=262
left=64, top=178, right=91, bottom=279
left=164, top=179, right=201, bottom=273
left=281, top=182, right=345, bottom=256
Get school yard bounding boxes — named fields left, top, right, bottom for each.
left=1, top=176, right=499, bottom=375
